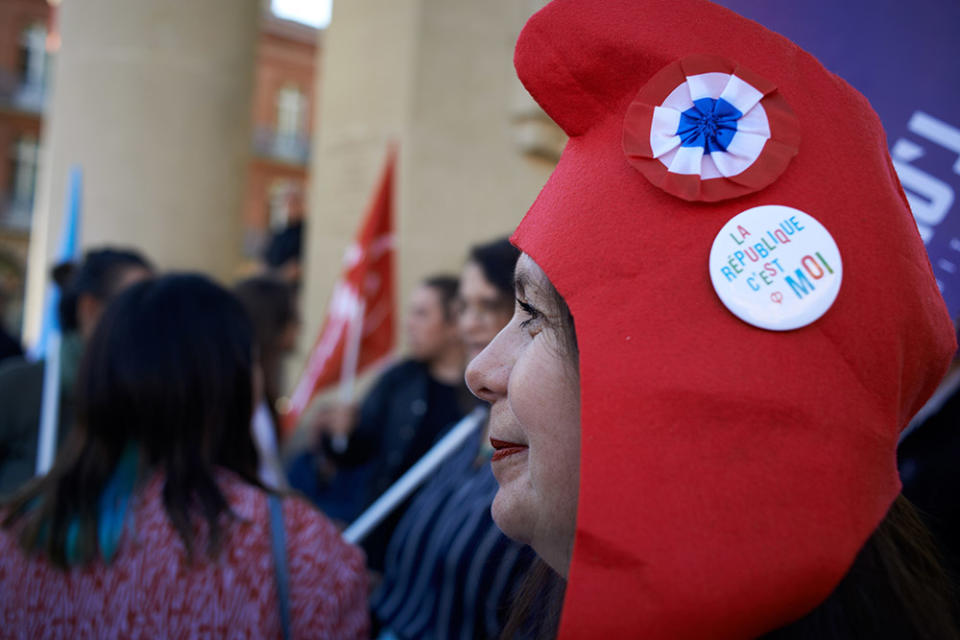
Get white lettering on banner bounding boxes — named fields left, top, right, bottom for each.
left=330, top=282, right=361, bottom=319
left=369, top=234, right=394, bottom=260
left=909, top=111, right=960, bottom=176
left=341, top=234, right=393, bottom=269
left=289, top=315, right=347, bottom=412
left=343, top=243, right=363, bottom=268
left=893, top=140, right=954, bottom=242
left=890, top=111, right=960, bottom=293
left=892, top=112, right=960, bottom=244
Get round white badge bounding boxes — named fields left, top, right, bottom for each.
left=709, top=205, right=842, bottom=331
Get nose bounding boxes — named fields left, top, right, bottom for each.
left=465, top=323, right=512, bottom=404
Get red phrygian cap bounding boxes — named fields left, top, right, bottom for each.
left=510, top=0, right=956, bottom=637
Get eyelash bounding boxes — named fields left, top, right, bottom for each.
left=517, top=299, right=541, bottom=330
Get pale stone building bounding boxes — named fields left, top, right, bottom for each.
left=22, top=0, right=562, bottom=389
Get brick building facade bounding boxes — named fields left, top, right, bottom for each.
left=0, top=0, right=52, bottom=337
left=242, top=13, right=318, bottom=262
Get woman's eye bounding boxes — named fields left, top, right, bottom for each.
left=517, top=299, right=541, bottom=330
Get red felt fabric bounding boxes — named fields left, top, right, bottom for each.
left=509, top=0, right=956, bottom=638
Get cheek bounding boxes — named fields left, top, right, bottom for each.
left=508, top=341, right=581, bottom=502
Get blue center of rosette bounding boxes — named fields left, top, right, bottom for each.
left=677, top=97, right=741, bottom=153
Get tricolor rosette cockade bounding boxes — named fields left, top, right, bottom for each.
left=623, top=54, right=801, bottom=202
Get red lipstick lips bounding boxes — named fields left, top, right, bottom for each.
left=490, top=438, right=528, bottom=462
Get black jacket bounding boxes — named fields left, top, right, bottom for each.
left=324, top=358, right=469, bottom=570
left=326, top=359, right=466, bottom=502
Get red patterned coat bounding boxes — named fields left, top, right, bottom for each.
left=0, top=470, right=369, bottom=639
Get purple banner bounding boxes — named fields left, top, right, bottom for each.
left=716, top=0, right=960, bottom=319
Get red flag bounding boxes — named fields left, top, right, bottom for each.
left=285, top=147, right=396, bottom=431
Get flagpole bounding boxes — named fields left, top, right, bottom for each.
left=329, top=297, right=366, bottom=453
left=338, top=298, right=366, bottom=405
left=342, top=407, right=486, bottom=544
left=35, top=333, right=61, bottom=474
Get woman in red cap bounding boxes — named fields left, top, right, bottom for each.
left=467, top=0, right=959, bottom=638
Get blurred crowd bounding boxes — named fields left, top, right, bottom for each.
left=0, top=224, right=547, bottom=638
left=1, top=218, right=955, bottom=640
left=0, top=213, right=958, bottom=639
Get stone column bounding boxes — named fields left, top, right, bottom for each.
left=23, top=0, right=260, bottom=345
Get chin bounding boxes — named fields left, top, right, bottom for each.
left=492, top=492, right=573, bottom=578
left=490, top=490, right=532, bottom=546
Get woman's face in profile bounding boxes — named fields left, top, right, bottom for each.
left=466, top=253, right=581, bottom=577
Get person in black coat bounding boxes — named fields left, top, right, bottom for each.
left=289, top=274, right=469, bottom=569
left=0, top=248, right=151, bottom=498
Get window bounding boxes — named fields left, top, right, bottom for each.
left=12, top=137, right=38, bottom=207
left=19, top=23, right=47, bottom=90
left=276, top=85, right=307, bottom=139
left=16, top=23, right=48, bottom=111
left=6, top=136, right=39, bottom=227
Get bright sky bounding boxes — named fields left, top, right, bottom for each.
left=271, top=0, right=333, bottom=29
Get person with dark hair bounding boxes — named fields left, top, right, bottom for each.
left=0, top=247, right=152, bottom=497
left=369, top=237, right=536, bottom=640
left=464, top=1, right=960, bottom=638
left=292, top=272, right=469, bottom=569
left=0, top=325, right=21, bottom=364
left=0, top=286, right=23, bottom=365
left=234, top=275, right=301, bottom=490
left=264, top=220, right=304, bottom=285
left=56, top=248, right=153, bottom=338
left=459, top=238, right=521, bottom=360
left=0, top=274, right=368, bottom=638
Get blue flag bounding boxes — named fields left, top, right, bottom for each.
left=29, top=165, right=83, bottom=360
